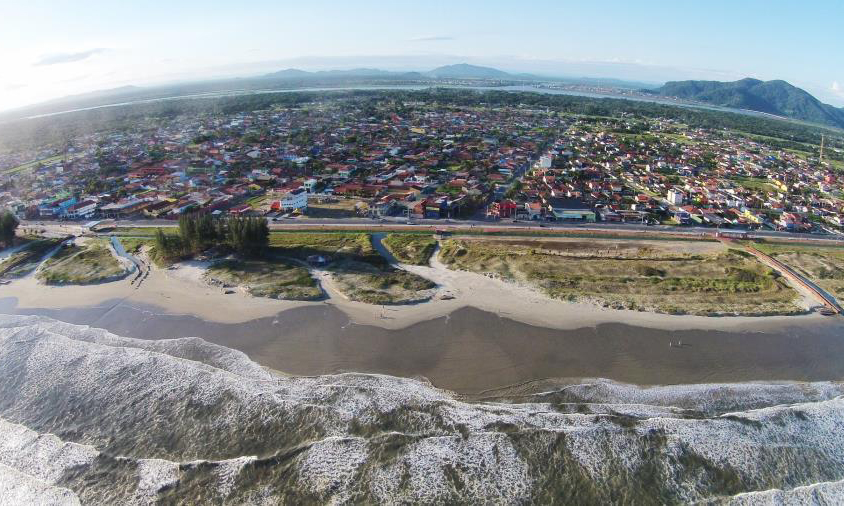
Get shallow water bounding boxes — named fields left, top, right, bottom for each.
left=2, top=312, right=844, bottom=503
left=2, top=297, right=843, bottom=393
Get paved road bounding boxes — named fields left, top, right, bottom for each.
left=21, top=217, right=844, bottom=245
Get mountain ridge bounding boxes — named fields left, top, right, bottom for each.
left=424, top=63, right=513, bottom=79
left=261, top=63, right=516, bottom=81
left=652, top=78, right=844, bottom=128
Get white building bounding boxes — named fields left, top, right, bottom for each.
left=538, top=154, right=554, bottom=169
left=64, top=200, right=98, bottom=219
left=272, top=188, right=307, bottom=211
left=666, top=189, right=685, bottom=206
left=303, top=178, right=318, bottom=193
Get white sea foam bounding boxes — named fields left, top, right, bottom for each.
left=0, top=418, right=98, bottom=485
left=135, top=459, right=180, bottom=501
left=0, top=463, right=80, bottom=505
left=717, top=478, right=844, bottom=505
left=298, top=436, right=369, bottom=503
left=214, top=455, right=257, bottom=499
left=1, top=313, right=844, bottom=502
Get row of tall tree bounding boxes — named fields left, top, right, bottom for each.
left=1, top=210, right=19, bottom=248
left=155, top=214, right=269, bottom=259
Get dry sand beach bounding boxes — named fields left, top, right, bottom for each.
left=0, top=237, right=830, bottom=333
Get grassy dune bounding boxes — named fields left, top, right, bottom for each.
left=37, top=240, right=128, bottom=285
left=329, top=259, right=436, bottom=305
left=751, top=241, right=844, bottom=300
left=382, top=233, right=437, bottom=265
left=206, top=259, right=321, bottom=300
left=439, top=238, right=800, bottom=315
left=0, top=238, right=64, bottom=278
left=269, top=232, right=436, bottom=304
left=269, top=232, right=386, bottom=266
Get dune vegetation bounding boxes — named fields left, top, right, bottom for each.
left=269, top=232, right=436, bottom=304
left=381, top=233, right=437, bottom=265
left=0, top=238, right=65, bottom=278
left=37, top=240, right=128, bottom=285
left=751, top=241, right=844, bottom=300
left=205, top=259, right=321, bottom=300
left=438, top=237, right=800, bottom=315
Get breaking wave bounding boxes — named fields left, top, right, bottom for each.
left=1, top=314, right=843, bottom=504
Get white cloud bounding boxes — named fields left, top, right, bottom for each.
left=34, top=48, right=109, bottom=66
left=831, top=82, right=844, bottom=103
left=410, top=36, right=454, bottom=42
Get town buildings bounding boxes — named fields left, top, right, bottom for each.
left=1, top=96, right=841, bottom=235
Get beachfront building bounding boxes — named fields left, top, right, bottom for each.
left=270, top=188, right=308, bottom=212
left=64, top=199, right=98, bottom=219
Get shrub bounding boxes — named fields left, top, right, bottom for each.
left=726, top=267, right=760, bottom=283
left=635, top=265, right=665, bottom=277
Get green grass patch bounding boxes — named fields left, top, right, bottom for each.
left=1, top=154, right=65, bottom=175
left=382, top=234, right=437, bottom=265
left=109, top=227, right=178, bottom=237
left=268, top=232, right=436, bottom=304
left=0, top=238, right=64, bottom=277
left=206, top=258, right=321, bottom=300
left=118, top=237, right=152, bottom=254
left=328, top=260, right=436, bottom=305
left=750, top=240, right=844, bottom=300
left=729, top=176, right=778, bottom=194
left=438, top=238, right=799, bottom=316
left=37, top=240, right=128, bottom=285
left=269, top=232, right=386, bottom=267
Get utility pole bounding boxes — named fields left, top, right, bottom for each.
left=820, top=134, right=825, bottom=165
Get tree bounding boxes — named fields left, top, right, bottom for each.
left=176, top=213, right=222, bottom=255
left=225, top=216, right=269, bottom=257
left=505, top=180, right=523, bottom=199
left=154, top=228, right=184, bottom=260
left=0, top=211, right=19, bottom=248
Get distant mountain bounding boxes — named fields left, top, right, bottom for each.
left=263, top=68, right=312, bottom=79
left=424, top=63, right=512, bottom=79
left=261, top=68, right=424, bottom=80
left=652, top=78, right=844, bottom=128
left=36, top=85, right=143, bottom=106
left=262, top=64, right=515, bottom=81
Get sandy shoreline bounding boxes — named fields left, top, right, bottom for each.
left=2, top=246, right=843, bottom=393
left=0, top=242, right=833, bottom=333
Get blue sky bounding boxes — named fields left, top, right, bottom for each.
left=2, top=0, right=842, bottom=110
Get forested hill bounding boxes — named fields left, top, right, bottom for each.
left=651, top=78, right=844, bottom=129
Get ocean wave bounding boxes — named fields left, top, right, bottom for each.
left=0, top=313, right=843, bottom=503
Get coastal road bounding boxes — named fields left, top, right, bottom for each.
left=21, top=217, right=844, bottom=246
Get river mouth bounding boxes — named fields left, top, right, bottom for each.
left=2, top=297, right=843, bottom=394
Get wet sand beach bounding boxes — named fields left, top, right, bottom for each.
left=3, top=298, right=843, bottom=394
left=2, top=237, right=843, bottom=394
